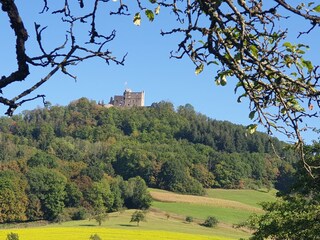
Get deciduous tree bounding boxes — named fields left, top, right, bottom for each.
left=27, top=167, right=67, bottom=220
left=0, top=171, right=28, bottom=223
left=130, top=210, right=146, bottom=226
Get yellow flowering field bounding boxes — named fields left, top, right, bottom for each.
left=0, top=227, right=232, bottom=240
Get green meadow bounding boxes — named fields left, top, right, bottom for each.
left=152, top=201, right=255, bottom=224
left=206, top=189, right=277, bottom=208
left=0, top=189, right=277, bottom=240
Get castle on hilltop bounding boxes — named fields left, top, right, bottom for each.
left=107, top=89, right=145, bottom=107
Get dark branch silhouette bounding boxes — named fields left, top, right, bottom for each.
left=0, top=0, right=126, bottom=116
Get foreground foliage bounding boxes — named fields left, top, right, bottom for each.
left=247, top=197, right=320, bottom=240
left=244, top=142, right=320, bottom=239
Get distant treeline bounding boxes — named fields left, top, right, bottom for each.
left=0, top=98, right=297, bottom=223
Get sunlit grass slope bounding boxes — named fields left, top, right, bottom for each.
left=0, top=189, right=276, bottom=240
left=206, top=189, right=277, bottom=208
left=152, top=201, right=254, bottom=224
left=150, top=188, right=276, bottom=225
left=0, top=210, right=249, bottom=240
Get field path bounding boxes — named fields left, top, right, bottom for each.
left=150, top=190, right=263, bottom=213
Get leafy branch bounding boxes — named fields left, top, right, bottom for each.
left=121, top=0, right=320, bottom=175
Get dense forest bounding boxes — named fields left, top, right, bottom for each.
left=0, top=98, right=297, bottom=223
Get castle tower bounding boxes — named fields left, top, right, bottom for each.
left=109, top=89, right=145, bottom=107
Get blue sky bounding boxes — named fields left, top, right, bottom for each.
left=1, top=1, right=319, bottom=143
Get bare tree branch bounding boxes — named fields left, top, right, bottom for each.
left=1, top=0, right=125, bottom=115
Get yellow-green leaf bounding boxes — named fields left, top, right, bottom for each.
left=195, top=64, right=204, bottom=75
left=133, top=13, right=141, bottom=26
left=283, top=42, right=292, bottom=48
left=246, top=124, right=258, bottom=134
left=292, top=103, right=305, bottom=112
left=313, top=5, right=320, bottom=12
left=249, top=45, right=258, bottom=58
left=155, top=5, right=160, bottom=15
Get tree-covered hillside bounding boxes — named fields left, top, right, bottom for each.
left=0, top=98, right=297, bottom=223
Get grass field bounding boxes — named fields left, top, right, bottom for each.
left=0, top=188, right=276, bottom=240
left=206, top=189, right=277, bottom=208
left=149, top=188, right=276, bottom=225
left=0, top=210, right=249, bottom=240
left=152, top=201, right=255, bottom=224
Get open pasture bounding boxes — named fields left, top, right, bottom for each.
left=0, top=209, right=250, bottom=240
left=0, top=189, right=276, bottom=240
left=205, top=189, right=277, bottom=208
left=150, top=190, right=263, bottom=212
left=149, top=188, right=276, bottom=225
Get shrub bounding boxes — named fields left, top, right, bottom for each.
left=6, top=233, right=19, bottom=240
left=202, top=216, right=219, bottom=228
left=72, top=208, right=87, bottom=220
left=89, top=234, right=101, bottom=240
left=185, top=216, right=194, bottom=223
left=55, top=210, right=71, bottom=224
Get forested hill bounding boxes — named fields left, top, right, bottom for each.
left=0, top=98, right=297, bottom=222
left=1, top=97, right=295, bottom=187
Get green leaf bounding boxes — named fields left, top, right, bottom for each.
left=313, top=5, right=320, bottom=12
left=220, top=75, right=227, bottom=86
left=145, top=9, right=154, bottom=22
left=234, top=81, right=243, bottom=93
left=208, top=60, right=219, bottom=65
left=237, top=93, right=247, bottom=103
left=308, top=2, right=315, bottom=7
left=133, top=13, right=141, bottom=26
left=149, top=0, right=157, bottom=3
left=249, top=45, right=258, bottom=58
left=284, top=55, right=293, bottom=67
left=283, top=42, right=294, bottom=52
left=269, top=122, right=277, bottom=128
left=195, top=64, right=204, bottom=75
left=283, top=42, right=292, bottom=48
left=246, top=124, right=258, bottom=134
left=301, top=60, right=313, bottom=72
left=292, top=103, right=305, bottom=112
left=155, top=5, right=160, bottom=15
left=249, top=111, right=256, bottom=120
left=234, top=53, right=241, bottom=62
left=296, top=49, right=305, bottom=54
left=290, top=72, right=297, bottom=77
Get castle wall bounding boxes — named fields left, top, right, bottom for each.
left=109, top=90, right=145, bottom=107
left=124, top=91, right=145, bottom=107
